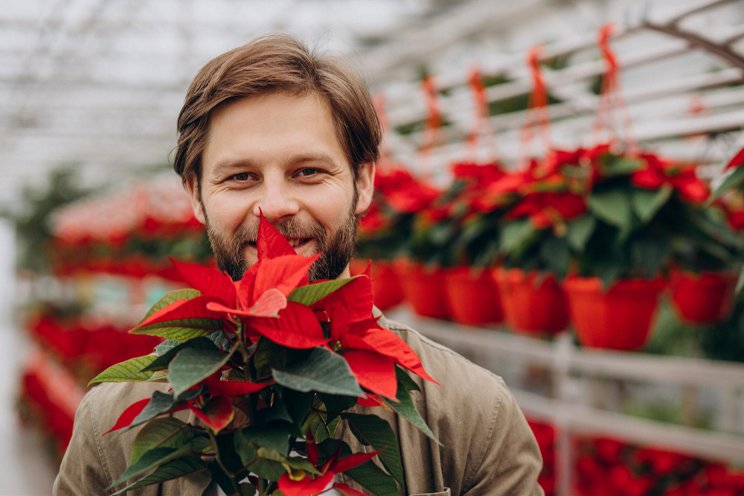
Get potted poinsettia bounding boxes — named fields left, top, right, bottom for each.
left=355, top=165, right=439, bottom=311
left=561, top=145, right=738, bottom=349
left=434, top=161, right=507, bottom=326
left=665, top=146, right=744, bottom=325
left=356, top=167, right=447, bottom=319
left=486, top=150, right=591, bottom=336
left=89, top=215, right=437, bottom=495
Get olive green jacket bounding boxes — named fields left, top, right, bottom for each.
left=53, top=317, right=543, bottom=496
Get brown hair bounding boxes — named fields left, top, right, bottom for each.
left=173, top=34, right=381, bottom=184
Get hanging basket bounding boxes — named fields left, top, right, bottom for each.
left=564, top=277, right=667, bottom=351
left=395, top=259, right=450, bottom=319
left=444, top=266, right=504, bottom=326
left=349, top=259, right=405, bottom=311
left=669, top=269, right=739, bottom=325
left=493, top=268, right=570, bottom=335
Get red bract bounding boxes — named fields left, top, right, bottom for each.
left=475, top=172, right=529, bottom=212
left=631, top=155, right=710, bottom=203
left=451, top=161, right=505, bottom=188
left=386, top=182, right=440, bottom=213
left=724, top=146, right=744, bottom=170
left=373, top=167, right=441, bottom=214
left=133, top=215, right=327, bottom=349
left=507, top=192, right=587, bottom=228
left=358, top=202, right=385, bottom=233
left=314, top=273, right=436, bottom=399
left=277, top=433, right=377, bottom=496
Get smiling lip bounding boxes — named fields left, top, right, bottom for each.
left=245, top=238, right=314, bottom=254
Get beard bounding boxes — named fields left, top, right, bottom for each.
left=203, top=205, right=358, bottom=282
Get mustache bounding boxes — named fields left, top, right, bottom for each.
left=234, top=219, right=325, bottom=246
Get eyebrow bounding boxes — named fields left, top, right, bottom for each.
left=211, top=153, right=342, bottom=175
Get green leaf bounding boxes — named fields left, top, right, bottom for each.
left=155, top=340, right=180, bottom=356
left=383, top=368, right=438, bottom=445
left=602, top=156, right=645, bottom=176
left=111, top=436, right=208, bottom=487
left=395, top=366, right=421, bottom=394
left=238, top=481, right=258, bottom=496
left=312, top=416, right=340, bottom=444
left=630, top=235, right=670, bottom=278
left=344, top=460, right=400, bottom=496
left=111, top=456, right=206, bottom=495
left=248, top=459, right=285, bottom=482
left=539, top=236, right=570, bottom=279
left=345, top=413, right=405, bottom=493
left=169, top=347, right=231, bottom=397
left=712, top=165, right=744, bottom=199
left=280, top=388, right=314, bottom=429
left=288, top=276, right=360, bottom=306
left=143, top=337, right=220, bottom=372
left=130, top=418, right=196, bottom=465
left=239, top=425, right=291, bottom=454
left=632, top=185, right=673, bottom=223
left=129, top=391, right=177, bottom=428
left=88, top=355, right=157, bottom=386
left=141, top=288, right=201, bottom=322
left=566, top=214, right=596, bottom=252
left=588, top=189, right=632, bottom=230
left=499, top=218, right=535, bottom=255
left=233, top=431, right=258, bottom=468
left=133, top=318, right=223, bottom=341
left=272, top=348, right=363, bottom=397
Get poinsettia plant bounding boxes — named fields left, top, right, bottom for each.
left=497, top=143, right=743, bottom=286
left=489, top=150, right=590, bottom=279
left=89, top=215, right=437, bottom=496
left=574, top=145, right=742, bottom=285
left=357, top=166, right=439, bottom=262
left=419, top=161, right=508, bottom=269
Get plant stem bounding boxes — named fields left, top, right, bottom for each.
left=208, top=430, right=240, bottom=495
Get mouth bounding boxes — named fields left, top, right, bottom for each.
left=245, top=238, right=314, bottom=253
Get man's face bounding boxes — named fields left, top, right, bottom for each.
left=186, top=92, right=374, bottom=281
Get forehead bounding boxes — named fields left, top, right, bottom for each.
left=203, top=92, right=347, bottom=165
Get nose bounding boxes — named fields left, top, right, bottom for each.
left=252, top=175, right=300, bottom=221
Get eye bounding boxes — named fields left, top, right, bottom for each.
left=228, top=172, right=254, bottom=182
left=295, top=168, right=320, bottom=178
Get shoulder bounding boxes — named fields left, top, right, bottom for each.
left=54, top=381, right=167, bottom=496
left=381, top=315, right=508, bottom=395
left=379, top=315, right=543, bottom=494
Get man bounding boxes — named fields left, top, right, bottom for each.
left=54, top=35, right=543, bottom=495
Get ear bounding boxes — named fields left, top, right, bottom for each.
left=354, top=162, right=376, bottom=215
left=185, top=174, right=206, bottom=225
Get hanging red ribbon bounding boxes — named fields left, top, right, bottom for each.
left=419, top=75, right=442, bottom=177
left=595, top=23, right=636, bottom=151
left=421, top=75, right=442, bottom=149
left=373, top=93, right=392, bottom=166
left=467, top=67, right=498, bottom=161
left=521, top=45, right=552, bottom=161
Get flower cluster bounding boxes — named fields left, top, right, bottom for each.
left=575, top=436, right=744, bottom=495
left=357, top=166, right=440, bottom=262
left=91, top=215, right=437, bottom=495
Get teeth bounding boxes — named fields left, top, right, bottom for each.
left=289, top=239, right=305, bottom=248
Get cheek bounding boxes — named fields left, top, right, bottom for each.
left=204, top=193, right=253, bottom=232
left=306, top=187, right=355, bottom=227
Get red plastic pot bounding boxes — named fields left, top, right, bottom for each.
left=444, top=267, right=504, bottom=326
left=349, top=259, right=405, bottom=311
left=493, top=268, right=569, bottom=335
left=395, top=259, right=450, bottom=319
left=564, top=277, right=667, bottom=350
left=669, top=269, right=738, bottom=325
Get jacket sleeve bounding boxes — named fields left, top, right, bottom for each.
left=463, top=377, right=544, bottom=496
left=53, top=386, right=115, bottom=496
